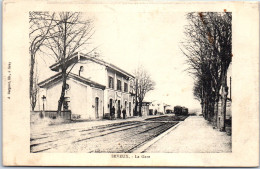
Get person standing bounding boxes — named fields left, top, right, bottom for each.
left=118, top=106, right=122, bottom=118
left=111, top=106, right=115, bottom=120
left=122, top=108, right=126, bottom=119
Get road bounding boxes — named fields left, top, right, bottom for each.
left=30, top=115, right=188, bottom=153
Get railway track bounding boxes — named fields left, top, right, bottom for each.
left=31, top=121, right=143, bottom=153
left=126, top=122, right=177, bottom=153
left=145, top=115, right=188, bottom=121
left=31, top=116, right=182, bottom=153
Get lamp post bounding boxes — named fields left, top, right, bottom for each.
left=41, top=95, right=46, bottom=111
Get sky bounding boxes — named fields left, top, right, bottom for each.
left=37, top=10, right=201, bottom=110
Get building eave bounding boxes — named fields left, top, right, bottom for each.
left=38, top=72, right=63, bottom=88
left=49, top=52, right=80, bottom=72
left=38, top=72, right=106, bottom=90
left=49, top=52, right=135, bottom=79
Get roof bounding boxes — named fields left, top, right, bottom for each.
left=142, top=100, right=152, bottom=103
left=49, top=52, right=135, bottom=79
left=38, top=72, right=106, bottom=90
left=137, top=102, right=151, bottom=106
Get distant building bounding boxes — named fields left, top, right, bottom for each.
left=149, top=100, right=166, bottom=115
left=137, top=101, right=151, bottom=116
left=165, top=105, right=174, bottom=114
left=37, top=52, right=135, bottom=120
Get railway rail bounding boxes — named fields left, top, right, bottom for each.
left=31, top=115, right=186, bottom=153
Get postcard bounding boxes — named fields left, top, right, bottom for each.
left=2, top=0, right=259, bottom=167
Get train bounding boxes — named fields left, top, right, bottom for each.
left=174, top=106, right=189, bottom=116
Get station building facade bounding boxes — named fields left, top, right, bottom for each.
left=38, top=52, right=135, bottom=120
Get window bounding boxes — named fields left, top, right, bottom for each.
left=108, top=76, right=114, bottom=89
left=124, top=82, right=128, bottom=92
left=129, top=80, right=134, bottom=93
left=79, top=66, right=84, bottom=76
left=117, top=79, right=121, bottom=91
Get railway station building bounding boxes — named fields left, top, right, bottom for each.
left=37, top=52, right=136, bottom=120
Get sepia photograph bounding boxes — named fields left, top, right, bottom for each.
left=29, top=11, right=232, bottom=154
left=2, top=1, right=259, bottom=167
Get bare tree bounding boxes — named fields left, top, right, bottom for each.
left=43, top=12, right=95, bottom=114
left=31, top=61, right=40, bottom=111
left=29, top=12, right=55, bottom=111
left=181, top=12, right=232, bottom=130
left=133, top=66, right=155, bottom=116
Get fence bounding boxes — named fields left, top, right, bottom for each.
left=43, top=110, right=71, bottom=120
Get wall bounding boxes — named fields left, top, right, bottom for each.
left=45, top=81, right=63, bottom=110
left=69, top=60, right=107, bottom=86
left=150, top=101, right=165, bottom=114
left=68, top=79, right=91, bottom=119
left=35, top=88, right=47, bottom=111
left=128, top=96, right=134, bottom=116
left=107, top=70, right=116, bottom=89
left=105, top=88, right=133, bottom=118
left=37, top=77, right=106, bottom=120
left=92, top=88, right=104, bottom=119
left=65, top=58, right=135, bottom=119
left=104, top=69, right=134, bottom=117
left=141, top=105, right=149, bottom=116
left=107, top=69, right=130, bottom=91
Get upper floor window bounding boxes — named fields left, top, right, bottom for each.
left=117, top=79, right=122, bottom=91
left=129, top=80, right=134, bottom=92
left=79, top=66, right=84, bottom=76
left=108, top=76, right=114, bottom=89
left=124, top=82, right=128, bottom=92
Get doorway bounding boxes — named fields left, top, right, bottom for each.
left=95, top=97, right=99, bottom=118
left=129, top=102, right=131, bottom=116
left=109, top=99, right=113, bottom=115
left=117, top=100, right=121, bottom=118
left=124, top=101, right=127, bottom=114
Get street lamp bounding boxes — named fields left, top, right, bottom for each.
left=41, top=95, right=46, bottom=111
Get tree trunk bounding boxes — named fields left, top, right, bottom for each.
left=134, top=98, right=138, bottom=116
left=31, top=91, right=37, bottom=111
left=208, top=101, right=211, bottom=122
left=138, top=101, right=142, bottom=117
left=209, top=101, right=214, bottom=123
left=213, top=96, right=219, bottom=128
left=203, top=100, right=207, bottom=120
left=211, top=101, right=215, bottom=123
left=134, top=103, right=138, bottom=116
left=57, top=72, right=67, bottom=115
left=220, top=83, right=228, bottom=131
left=134, top=80, right=138, bottom=116
left=201, top=101, right=204, bottom=118
left=57, top=18, right=68, bottom=116
left=206, top=99, right=211, bottom=121
left=30, top=54, right=35, bottom=111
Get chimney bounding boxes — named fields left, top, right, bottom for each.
left=77, top=52, right=80, bottom=61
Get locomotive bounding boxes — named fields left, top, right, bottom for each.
left=174, top=106, right=189, bottom=116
